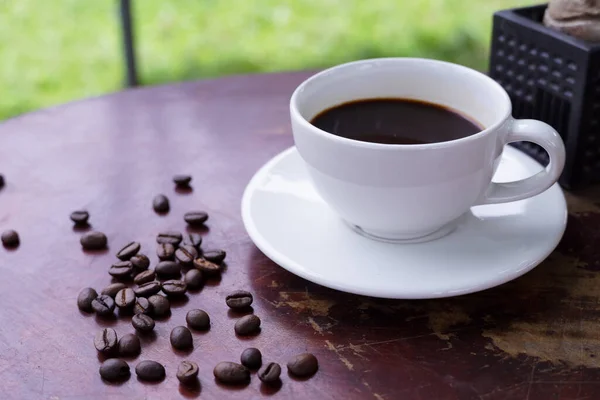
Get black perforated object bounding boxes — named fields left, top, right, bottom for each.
left=489, top=5, right=600, bottom=188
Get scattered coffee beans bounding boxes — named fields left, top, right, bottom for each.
left=80, top=231, right=107, bottom=250
left=184, top=211, right=208, bottom=226
left=94, top=328, right=118, bottom=354
left=240, top=348, right=262, bottom=370
left=193, top=258, right=220, bottom=276
left=115, top=288, right=136, bottom=309
left=132, top=313, right=155, bottom=332
left=133, top=270, right=155, bottom=285
left=186, top=309, right=210, bottom=331
left=202, top=249, right=226, bottom=264
left=133, top=297, right=153, bottom=315
left=170, top=326, right=193, bottom=350
left=287, top=353, right=319, bottom=377
left=161, top=280, right=187, bottom=296
left=130, top=253, right=150, bottom=271
left=92, top=295, right=115, bottom=316
left=213, top=362, right=250, bottom=385
left=70, top=210, right=89, bottom=225
left=77, top=287, right=98, bottom=312
left=258, top=362, right=281, bottom=385
left=148, top=295, right=170, bottom=317
left=1, top=229, right=19, bottom=248
left=118, top=333, right=141, bottom=357
left=155, top=260, right=180, bottom=278
left=156, top=230, right=182, bottom=246
left=175, top=245, right=198, bottom=265
left=173, top=175, right=192, bottom=187
left=226, top=290, right=253, bottom=309
left=153, top=194, right=170, bottom=213
left=101, top=283, right=127, bottom=298
left=133, top=281, right=161, bottom=298
left=135, top=360, right=165, bottom=381
left=184, top=269, right=203, bottom=290
left=99, top=359, right=130, bottom=382
left=156, top=243, right=175, bottom=261
left=108, top=261, right=134, bottom=279
left=234, top=314, right=261, bottom=336
left=182, top=233, right=202, bottom=249
left=116, top=241, right=140, bottom=260
left=176, top=360, right=199, bottom=384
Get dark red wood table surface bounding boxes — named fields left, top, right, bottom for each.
left=1, top=71, right=600, bottom=400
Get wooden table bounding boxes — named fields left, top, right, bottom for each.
left=0, top=71, right=599, bottom=400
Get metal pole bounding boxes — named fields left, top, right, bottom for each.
left=119, top=0, right=138, bottom=87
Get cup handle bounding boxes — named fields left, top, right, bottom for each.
left=479, top=119, right=566, bottom=205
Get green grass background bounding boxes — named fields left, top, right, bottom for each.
left=0, top=0, right=536, bottom=120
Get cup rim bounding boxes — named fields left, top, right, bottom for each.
left=289, top=57, right=512, bottom=150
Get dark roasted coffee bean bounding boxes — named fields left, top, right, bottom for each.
left=258, top=362, right=281, bottom=385
left=132, top=313, right=155, bottom=332
left=240, top=348, right=262, bottom=370
left=226, top=290, right=253, bottom=309
left=173, top=175, right=192, bottom=187
left=153, top=194, right=169, bottom=213
left=162, top=280, right=187, bottom=296
left=176, top=360, right=199, bottom=384
left=92, top=294, right=115, bottom=316
left=170, top=326, right=193, bottom=350
left=182, top=233, right=202, bottom=249
left=287, top=353, right=319, bottom=377
left=184, top=211, right=208, bottom=226
left=99, top=359, right=130, bottom=382
left=175, top=245, right=198, bottom=265
left=148, top=295, right=170, bottom=317
left=133, top=297, right=152, bottom=315
left=70, top=210, right=89, bottom=225
left=80, top=231, right=107, bottom=250
left=115, top=288, right=136, bottom=309
left=186, top=309, right=210, bottom=331
left=1, top=230, right=19, bottom=248
left=184, top=269, right=203, bottom=290
left=133, top=281, right=161, bottom=297
left=116, top=241, right=140, bottom=260
left=108, top=261, right=133, bottom=279
left=94, top=328, right=118, bottom=354
left=234, top=314, right=261, bottom=336
left=193, top=258, right=220, bottom=275
left=156, top=230, right=182, bottom=245
left=136, top=360, right=165, bottom=381
left=156, top=243, right=175, bottom=261
left=0, top=174, right=4, bottom=189
left=101, top=282, right=127, bottom=298
left=131, top=253, right=150, bottom=271
left=77, top=287, right=98, bottom=312
left=118, top=333, right=141, bottom=357
left=134, top=270, right=156, bottom=285
left=213, top=362, right=250, bottom=385
left=202, top=249, right=226, bottom=264
left=155, top=260, right=180, bottom=278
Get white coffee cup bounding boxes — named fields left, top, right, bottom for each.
left=290, top=58, right=566, bottom=242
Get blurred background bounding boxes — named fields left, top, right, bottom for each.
left=0, top=0, right=537, bottom=121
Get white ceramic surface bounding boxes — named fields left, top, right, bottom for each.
left=242, top=146, right=567, bottom=299
left=290, top=58, right=566, bottom=240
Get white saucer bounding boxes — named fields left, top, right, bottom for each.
left=242, top=146, right=567, bottom=299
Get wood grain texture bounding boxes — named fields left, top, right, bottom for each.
left=1, top=71, right=599, bottom=399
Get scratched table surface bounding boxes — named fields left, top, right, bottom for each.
left=1, top=71, right=599, bottom=400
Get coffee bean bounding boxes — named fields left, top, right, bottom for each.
left=202, top=249, right=226, bottom=264
left=287, top=353, right=319, bottom=377
left=94, top=328, right=117, bottom=354
left=161, top=280, right=187, bottom=296
left=213, top=362, right=250, bottom=385
left=99, top=359, right=130, bottom=382
left=133, top=297, right=153, bottom=315
left=77, top=287, right=98, bottom=312
left=155, top=260, right=180, bottom=278
left=184, top=269, right=203, bottom=290
left=234, top=314, right=261, bottom=336
left=131, top=253, right=150, bottom=271
left=170, top=326, right=193, bottom=350
left=108, top=261, right=133, bottom=279
left=193, top=258, right=220, bottom=275
left=258, top=362, right=281, bottom=385
left=148, top=295, right=170, bottom=317
left=80, top=231, right=107, bottom=250
left=133, top=270, right=155, bottom=285
left=176, top=360, right=199, bottom=384
left=116, top=241, right=140, bottom=260
left=115, top=288, right=136, bottom=309
left=1, top=230, right=19, bottom=248
left=182, top=233, right=202, bottom=249
left=173, top=175, right=192, bottom=187
left=175, top=245, right=198, bottom=265
left=156, top=230, right=182, bottom=246
left=69, top=210, right=89, bottom=225
left=92, top=294, right=115, bottom=316
left=101, top=283, right=127, bottom=298
left=0, top=174, right=4, bottom=189
left=184, top=211, right=208, bottom=226
left=153, top=194, right=170, bottom=213
left=186, top=309, right=210, bottom=331
left=156, top=243, right=175, bottom=261
left=226, top=290, right=253, bottom=309
left=240, top=348, right=262, bottom=370
left=132, top=313, right=155, bottom=332
left=133, top=281, right=161, bottom=297
left=118, top=333, right=141, bottom=357
left=135, top=360, right=165, bottom=381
